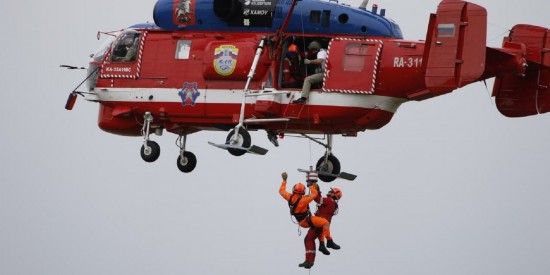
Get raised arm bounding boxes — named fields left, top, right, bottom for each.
left=279, top=172, right=291, bottom=200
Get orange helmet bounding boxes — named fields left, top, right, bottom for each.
left=287, top=43, right=299, bottom=58
left=329, top=187, right=342, bottom=200
left=293, top=182, right=306, bottom=195
left=287, top=43, right=299, bottom=53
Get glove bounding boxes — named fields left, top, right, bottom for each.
left=304, top=59, right=312, bottom=64
left=281, top=172, right=288, bottom=181
left=307, top=181, right=321, bottom=194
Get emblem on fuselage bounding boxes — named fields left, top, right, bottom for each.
left=178, top=82, right=200, bottom=106
left=173, top=0, right=195, bottom=25
left=213, top=45, right=239, bottom=76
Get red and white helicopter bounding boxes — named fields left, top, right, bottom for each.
left=64, top=0, right=549, bottom=182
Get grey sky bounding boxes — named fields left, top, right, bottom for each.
left=1, top=0, right=549, bottom=274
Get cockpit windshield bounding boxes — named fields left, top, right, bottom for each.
left=87, top=30, right=143, bottom=90
left=110, top=30, right=142, bottom=63
left=87, top=31, right=121, bottom=91
left=91, top=32, right=119, bottom=63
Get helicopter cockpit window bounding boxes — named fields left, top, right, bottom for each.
left=111, top=31, right=141, bottom=63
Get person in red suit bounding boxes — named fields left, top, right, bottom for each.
left=299, top=172, right=342, bottom=269
left=279, top=171, right=336, bottom=263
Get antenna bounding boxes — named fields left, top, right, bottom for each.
left=358, top=0, right=369, bottom=10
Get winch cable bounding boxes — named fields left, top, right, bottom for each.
left=298, top=7, right=315, bottom=169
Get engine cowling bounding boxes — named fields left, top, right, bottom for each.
left=153, top=0, right=260, bottom=29
left=213, top=0, right=242, bottom=21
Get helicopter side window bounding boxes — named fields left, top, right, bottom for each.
left=175, top=40, right=192, bottom=59
left=310, top=11, right=321, bottom=23
left=309, top=10, right=330, bottom=28
left=322, top=10, right=331, bottom=28
left=343, top=43, right=368, bottom=72
left=111, top=31, right=141, bottom=63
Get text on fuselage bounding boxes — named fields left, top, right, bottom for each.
left=393, top=57, right=423, bottom=68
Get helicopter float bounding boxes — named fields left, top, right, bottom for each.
left=64, top=0, right=549, bottom=182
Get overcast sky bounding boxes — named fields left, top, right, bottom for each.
left=1, top=0, right=549, bottom=274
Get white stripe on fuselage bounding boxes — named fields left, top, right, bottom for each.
left=87, top=88, right=408, bottom=114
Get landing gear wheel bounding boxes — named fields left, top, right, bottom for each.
left=316, top=154, right=341, bottom=182
left=141, top=140, right=160, bottom=162
left=177, top=151, right=197, bottom=173
left=225, top=128, right=251, bottom=156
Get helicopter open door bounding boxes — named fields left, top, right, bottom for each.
left=323, top=38, right=384, bottom=94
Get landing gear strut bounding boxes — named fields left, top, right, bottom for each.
left=225, top=127, right=251, bottom=156
left=315, top=135, right=341, bottom=182
left=208, top=38, right=271, bottom=156
left=140, top=112, right=160, bottom=162
left=138, top=112, right=198, bottom=173
left=176, top=135, right=197, bottom=173
left=316, top=154, right=341, bottom=183
left=301, top=134, right=356, bottom=182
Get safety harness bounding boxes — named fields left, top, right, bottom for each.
left=316, top=197, right=339, bottom=216
left=288, top=194, right=314, bottom=227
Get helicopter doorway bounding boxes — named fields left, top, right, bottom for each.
left=279, top=37, right=332, bottom=90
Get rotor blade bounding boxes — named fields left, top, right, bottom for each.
left=207, top=141, right=268, bottom=155
left=60, top=64, right=85, bottom=70
left=336, top=172, right=357, bottom=181
left=298, top=168, right=357, bottom=181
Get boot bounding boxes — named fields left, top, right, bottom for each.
left=319, top=241, right=330, bottom=255
left=298, top=261, right=314, bottom=269
left=292, top=97, right=307, bottom=104
left=327, top=239, right=341, bottom=250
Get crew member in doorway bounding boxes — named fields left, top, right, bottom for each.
left=282, top=44, right=304, bottom=88
left=299, top=173, right=342, bottom=269
left=292, top=41, right=327, bottom=104
left=279, top=171, right=338, bottom=268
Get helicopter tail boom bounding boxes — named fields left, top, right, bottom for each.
left=421, top=0, right=550, bottom=117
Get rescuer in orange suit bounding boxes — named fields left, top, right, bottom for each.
left=300, top=179, right=342, bottom=269
left=279, top=171, right=339, bottom=267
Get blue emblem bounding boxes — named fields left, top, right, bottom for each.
left=178, top=82, right=200, bottom=106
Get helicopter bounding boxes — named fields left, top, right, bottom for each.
left=64, top=0, right=549, bottom=182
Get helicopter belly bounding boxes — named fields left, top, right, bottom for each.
left=93, top=87, right=406, bottom=135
